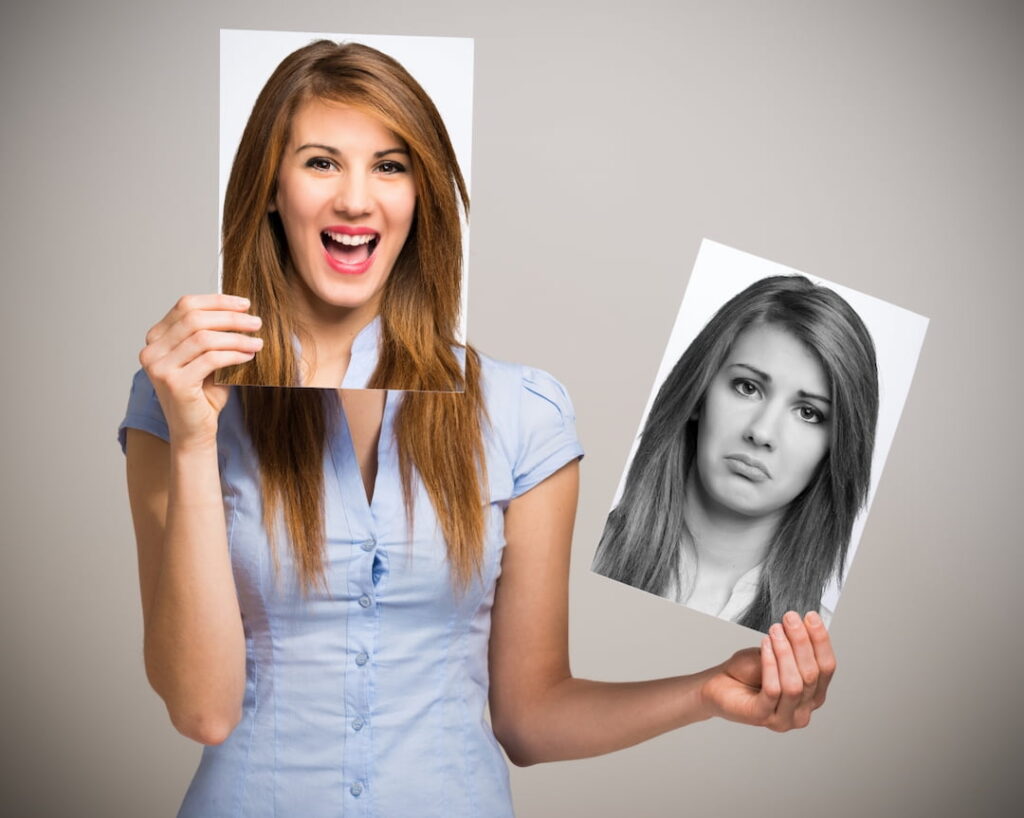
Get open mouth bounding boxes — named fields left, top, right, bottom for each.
left=321, top=230, right=380, bottom=266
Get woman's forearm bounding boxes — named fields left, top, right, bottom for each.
left=496, top=671, right=715, bottom=767
left=144, top=439, right=246, bottom=745
left=496, top=616, right=835, bottom=766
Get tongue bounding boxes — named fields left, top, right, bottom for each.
left=325, top=236, right=371, bottom=264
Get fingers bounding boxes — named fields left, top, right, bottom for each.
left=173, top=331, right=263, bottom=376
left=768, top=621, right=805, bottom=730
left=179, top=348, right=263, bottom=385
left=757, top=634, right=781, bottom=718
left=141, top=297, right=262, bottom=378
left=759, top=611, right=836, bottom=732
left=783, top=610, right=820, bottom=699
left=145, top=293, right=253, bottom=346
left=804, top=611, right=836, bottom=708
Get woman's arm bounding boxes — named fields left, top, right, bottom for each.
left=488, top=460, right=836, bottom=766
left=125, top=294, right=262, bottom=745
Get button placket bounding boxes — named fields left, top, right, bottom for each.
left=336, top=395, right=393, bottom=814
left=344, top=532, right=380, bottom=815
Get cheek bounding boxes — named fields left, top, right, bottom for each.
left=700, top=393, right=743, bottom=449
left=275, top=175, right=320, bottom=226
left=785, top=431, right=830, bottom=491
left=382, top=183, right=417, bottom=227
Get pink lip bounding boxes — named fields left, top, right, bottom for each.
left=322, top=245, right=377, bottom=276
left=724, top=453, right=771, bottom=481
left=324, top=225, right=378, bottom=235
left=320, top=226, right=380, bottom=276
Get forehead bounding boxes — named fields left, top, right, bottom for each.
left=288, top=98, right=404, bottom=147
left=723, top=323, right=829, bottom=395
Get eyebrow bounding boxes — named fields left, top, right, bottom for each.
left=728, top=363, right=832, bottom=404
left=294, top=143, right=410, bottom=159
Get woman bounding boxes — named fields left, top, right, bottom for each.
left=121, top=41, right=837, bottom=817
left=593, top=275, right=879, bottom=632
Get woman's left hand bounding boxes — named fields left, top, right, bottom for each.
left=700, top=611, right=835, bottom=731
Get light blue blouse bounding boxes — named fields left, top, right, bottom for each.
left=117, top=324, right=583, bottom=818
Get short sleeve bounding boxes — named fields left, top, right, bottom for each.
left=511, top=367, right=584, bottom=498
left=117, top=369, right=170, bottom=453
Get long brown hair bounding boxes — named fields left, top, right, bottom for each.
left=221, top=41, right=486, bottom=592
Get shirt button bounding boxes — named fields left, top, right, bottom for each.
left=358, top=595, right=371, bottom=608
left=360, top=539, right=375, bottom=552
left=355, top=651, right=369, bottom=666
left=350, top=782, right=363, bottom=797
left=353, top=717, right=365, bottom=731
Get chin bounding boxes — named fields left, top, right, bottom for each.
left=706, top=479, right=779, bottom=520
left=308, top=278, right=385, bottom=312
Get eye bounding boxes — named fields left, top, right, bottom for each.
left=731, top=378, right=761, bottom=399
left=376, top=159, right=407, bottom=175
left=305, top=157, right=336, bottom=172
left=795, top=405, right=826, bottom=424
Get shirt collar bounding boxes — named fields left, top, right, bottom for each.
left=291, top=315, right=381, bottom=388
left=341, top=316, right=381, bottom=388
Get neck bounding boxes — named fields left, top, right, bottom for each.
left=290, top=282, right=380, bottom=386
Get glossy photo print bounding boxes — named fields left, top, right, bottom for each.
left=592, top=240, right=928, bottom=633
left=217, top=30, right=474, bottom=389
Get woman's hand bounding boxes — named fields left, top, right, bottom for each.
left=139, top=293, right=262, bottom=448
left=700, top=611, right=836, bottom=731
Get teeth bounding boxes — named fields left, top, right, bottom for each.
left=323, top=230, right=376, bottom=246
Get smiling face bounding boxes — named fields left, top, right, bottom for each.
left=272, top=98, right=417, bottom=322
left=692, top=322, right=832, bottom=521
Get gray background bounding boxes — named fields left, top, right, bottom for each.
left=1, top=0, right=1020, bottom=816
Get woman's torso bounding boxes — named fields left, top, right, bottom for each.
left=119, top=349, right=583, bottom=818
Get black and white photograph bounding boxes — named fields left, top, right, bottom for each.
left=592, top=240, right=928, bottom=632
left=216, top=30, right=474, bottom=388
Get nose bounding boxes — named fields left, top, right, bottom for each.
left=333, top=172, right=373, bottom=218
left=743, top=403, right=781, bottom=451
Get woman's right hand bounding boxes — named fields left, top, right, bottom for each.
left=139, top=293, right=262, bottom=448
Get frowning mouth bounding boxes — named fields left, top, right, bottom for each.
left=724, top=453, right=771, bottom=481
left=321, top=228, right=380, bottom=275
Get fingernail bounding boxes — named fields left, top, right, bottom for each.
left=232, top=296, right=251, bottom=307
left=770, top=624, right=784, bottom=639
left=784, top=611, right=801, bottom=627
left=806, top=611, right=822, bottom=627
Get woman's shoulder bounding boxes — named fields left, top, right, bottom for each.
left=474, top=350, right=583, bottom=498
left=117, top=368, right=169, bottom=453
left=475, top=350, right=576, bottom=418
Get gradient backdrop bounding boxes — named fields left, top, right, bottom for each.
left=1, top=1, right=1021, bottom=816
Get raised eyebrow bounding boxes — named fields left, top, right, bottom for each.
left=798, top=390, right=832, bottom=405
left=729, top=363, right=770, bottom=382
left=293, top=144, right=409, bottom=159
left=730, top=363, right=831, bottom=405
left=295, top=143, right=339, bottom=155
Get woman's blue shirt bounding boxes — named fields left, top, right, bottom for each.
left=117, top=321, right=583, bottom=818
